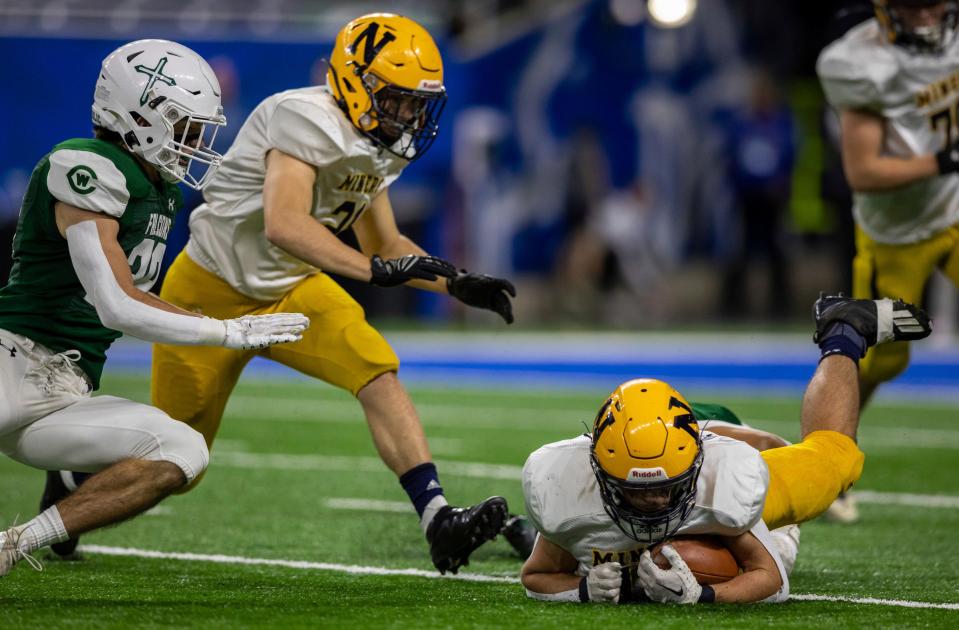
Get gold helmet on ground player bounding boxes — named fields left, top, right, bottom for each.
left=589, top=379, right=703, bottom=544
left=326, top=13, right=446, bottom=161
left=873, top=0, right=959, bottom=54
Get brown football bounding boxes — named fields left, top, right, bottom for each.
left=650, top=535, right=740, bottom=585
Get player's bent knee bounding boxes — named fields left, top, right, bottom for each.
left=761, top=430, right=864, bottom=529
left=151, top=418, right=210, bottom=486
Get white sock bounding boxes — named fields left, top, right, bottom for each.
left=420, top=495, right=449, bottom=536
left=15, top=505, right=69, bottom=553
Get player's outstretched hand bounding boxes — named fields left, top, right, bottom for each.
left=447, top=271, right=517, bottom=324
left=637, top=547, right=703, bottom=605
left=369, top=254, right=457, bottom=287
left=586, top=561, right=622, bottom=603
left=222, top=313, right=309, bottom=350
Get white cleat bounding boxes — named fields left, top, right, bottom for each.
left=0, top=527, right=43, bottom=577
left=822, top=492, right=860, bottom=524
left=770, top=524, right=801, bottom=576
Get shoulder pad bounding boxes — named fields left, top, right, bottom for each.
left=46, top=147, right=131, bottom=217
left=817, top=20, right=897, bottom=111
left=267, top=91, right=347, bottom=168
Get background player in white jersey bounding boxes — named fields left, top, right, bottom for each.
left=520, top=295, right=931, bottom=604
left=817, top=1, right=959, bottom=409
left=0, top=39, right=308, bottom=576
left=143, top=14, right=516, bottom=575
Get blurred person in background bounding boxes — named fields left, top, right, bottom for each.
left=817, top=0, right=959, bottom=409
left=145, top=13, right=518, bottom=575
left=721, top=66, right=797, bottom=320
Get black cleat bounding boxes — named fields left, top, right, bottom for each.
left=813, top=293, right=932, bottom=354
left=39, top=471, right=84, bottom=559
left=426, top=496, right=508, bottom=575
left=501, top=513, right=537, bottom=560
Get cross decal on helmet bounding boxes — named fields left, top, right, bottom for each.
left=134, top=57, right=177, bottom=106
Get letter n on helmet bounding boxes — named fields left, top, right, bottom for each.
left=326, top=13, right=447, bottom=161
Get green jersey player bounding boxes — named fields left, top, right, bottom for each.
left=0, top=39, right=308, bottom=577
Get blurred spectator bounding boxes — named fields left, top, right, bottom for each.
left=720, top=66, right=796, bottom=319
left=0, top=169, right=29, bottom=286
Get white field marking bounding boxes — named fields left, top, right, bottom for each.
left=853, top=490, right=959, bottom=509
left=79, top=545, right=517, bottom=583
left=224, top=396, right=959, bottom=447
left=213, top=451, right=524, bottom=481
left=790, top=594, right=959, bottom=610
left=740, top=418, right=959, bottom=450
left=427, top=437, right=464, bottom=456
left=324, top=498, right=411, bottom=513
left=224, top=395, right=588, bottom=429
left=143, top=505, right=173, bottom=517
left=77, top=545, right=959, bottom=609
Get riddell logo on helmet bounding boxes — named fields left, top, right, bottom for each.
left=418, top=79, right=443, bottom=91
left=628, top=468, right=665, bottom=480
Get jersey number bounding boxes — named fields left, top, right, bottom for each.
left=127, top=238, right=166, bottom=290
left=930, top=103, right=959, bottom=147
left=331, top=201, right=367, bottom=234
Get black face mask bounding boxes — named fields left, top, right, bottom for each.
left=363, top=81, right=447, bottom=161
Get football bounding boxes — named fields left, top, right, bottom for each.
left=651, top=536, right=740, bottom=585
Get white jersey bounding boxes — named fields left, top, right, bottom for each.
left=522, top=432, right=789, bottom=601
left=186, top=86, right=407, bottom=300
left=817, top=19, right=959, bottom=244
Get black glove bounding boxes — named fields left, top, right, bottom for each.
left=936, top=143, right=959, bottom=174
left=447, top=271, right=517, bottom=324
left=369, top=254, right=457, bottom=288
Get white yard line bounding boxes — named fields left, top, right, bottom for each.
left=853, top=490, right=959, bottom=509
left=324, top=498, right=411, bottom=513
left=223, top=396, right=959, bottom=449
left=78, top=545, right=959, bottom=609
left=213, top=451, right=524, bottom=480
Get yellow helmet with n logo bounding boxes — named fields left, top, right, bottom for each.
left=589, top=378, right=703, bottom=544
left=326, top=13, right=446, bottom=161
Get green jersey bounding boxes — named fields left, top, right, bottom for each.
left=0, top=138, right=182, bottom=389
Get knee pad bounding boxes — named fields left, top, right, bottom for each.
left=152, top=418, right=210, bottom=484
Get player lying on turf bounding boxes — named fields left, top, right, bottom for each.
left=39, top=14, right=517, bottom=575
left=0, top=39, right=308, bottom=577
left=519, top=295, right=932, bottom=604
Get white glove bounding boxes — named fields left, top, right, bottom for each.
left=221, top=314, right=309, bottom=350
left=586, top=561, right=622, bottom=603
left=637, top=546, right=702, bottom=604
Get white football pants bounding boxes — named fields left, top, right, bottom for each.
left=0, top=328, right=208, bottom=482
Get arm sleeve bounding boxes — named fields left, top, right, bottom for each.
left=66, top=220, right=227, bottom=345
left=47, top=149, right=131, bottom=217
left=266, top=97, right=345, bottom=168
left=524, top=586, right=582, bottom=603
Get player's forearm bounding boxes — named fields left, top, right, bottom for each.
left=712, top=567, right=783, bottom=603
left=265, top=212, right=374, bottom=282
left=521, top=571, right=583, bottom=599
left=844, top=154, right=938, bottom=192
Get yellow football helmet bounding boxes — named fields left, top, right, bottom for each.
left=589, top=378, right=703, bottom=544
left=327, top=13, right=446, bottom=161
left=873, top=0, right=958, bottom=54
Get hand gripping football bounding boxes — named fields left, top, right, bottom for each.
left=650, top=536, right=740, bottom=585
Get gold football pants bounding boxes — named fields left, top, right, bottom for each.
left=853, top=223, right=959, bottom=387
left=760, top=430, right=864, bottom=530
left=152, top=252, right=399, bottom=461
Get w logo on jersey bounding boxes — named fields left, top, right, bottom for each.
left=66, top=165, right=97, bottom=195
left=349, top=22, right=396, bottom=67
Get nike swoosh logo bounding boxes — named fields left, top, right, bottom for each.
left=662, top=585, right=684, bottom=597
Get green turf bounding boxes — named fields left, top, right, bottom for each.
left=2, top=372, right=958, bottom=628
